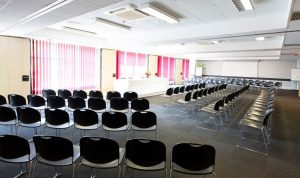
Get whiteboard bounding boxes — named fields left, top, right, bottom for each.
left=222, top=61, right=258, bottom=77
left=291, top=69, right=300, bottom=81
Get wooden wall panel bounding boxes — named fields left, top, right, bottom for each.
left=0, top=36, right=30, bottom=100
left=101, top=49, right=116, bottom=93
left=148, top=55, right=158, bottom=77
left=175, top=59, right=182, bottom=84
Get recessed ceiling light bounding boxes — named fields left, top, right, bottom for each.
left=256, top=37, right=265, bottom=41
left=140, top=3, right=179, bottom=24
left=241, top=0, right=253, bottom=11
left=210, top=41, right=220, bottom=44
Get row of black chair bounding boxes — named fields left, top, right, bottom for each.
left=0, top=135, right=216, bottom=178
left=0, top=106, right=156, bottom=139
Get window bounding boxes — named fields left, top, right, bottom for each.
left=31, top=39, right=100, bottom=94
left=116, top=50, right=148, bottom=79
left=157, top=56, right=175, bottom=82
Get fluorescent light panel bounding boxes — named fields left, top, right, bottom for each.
left=0, top=0, right=74, bottom=33
left=241, top=0, right=253, bottom=10
left=95, top=18, right=131, bottom=30
left=140, top=4, right=179, bottom=24
left=63, top=26, right=97, bottom=36
left=210, top=40, right=220, bottom=44
left=256, top=36, right=265, bottom=41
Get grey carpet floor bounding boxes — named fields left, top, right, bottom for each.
left=0, top=88, right=299, bottom=178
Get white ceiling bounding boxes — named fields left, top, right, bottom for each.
left=0, top=0, right=299, bottom=61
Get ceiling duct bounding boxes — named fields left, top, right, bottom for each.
left=291, top=11, right=300, bottom=21
left=108, top=4, right=148, bottom=21
left=232, top=0, right=245, bottom=11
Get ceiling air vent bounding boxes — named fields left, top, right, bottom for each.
left=108, top=4, right=148, bottom=21
left=232, top=0, right=245, bottom=11
left=291, top=11, right=300, bottom=21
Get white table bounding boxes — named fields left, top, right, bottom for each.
left=114, top=78, right=169, bottom=97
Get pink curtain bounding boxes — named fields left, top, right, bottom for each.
left=163, top=57, right=169, bottom=78
left=169, top=58, right=175, bottom=81
left=157, top=56, right=162, bottom=77
left=31, top=39, right=98, bottom=94
left=182, top=59, right=190, bottom=80
left=116, top=50, right=125, bottom=79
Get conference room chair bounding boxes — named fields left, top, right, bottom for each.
left=87, top=97, right=107, bottom=113
left=47, top=96, right=66, bottom=110
left=8, top=94, right=26, bottom=108
left=106, top=91, right=121, bottom=101
left=131, top=98, right=150, bottom=113
left=67, top=96, right=86, bottom=111
left=42, top=89, right=56, bottom=98
left=27, top=95, right=46, bottom=110
left=110, top=97, right=129, bottom=114
left=237, top=109, right=274, bottom=155
left=32, top=136, right=80, bottom=178
left=102, top=112, right=129, bottom=139
left=58, top=89, right=72, bottom=100
left=74, top=109, right=100, bottom=137
left=161, top=88, right=173, bottom=106
left=131, top=111, right=157, bottom=139
left=0, top=106, right=18, bottom=134
left=78, top=137, right=125, bottom=178
left=0, top=95, right=7, bottom=106
left=171, top=86, right=180, bottom=102
left=0, top=134, right=36, bottom=178
left=73, top=89, right=87, bottom=100
left=44, top=109, right=74, bottom=136
left=88, top=90, right=103, bottom=98
left=123, top=139, right=167, bottom=177
left=170, top=143, right=216, bottom=178
left=199, top=99, right=225, bottom=130
left=16, top=107, right=45, bottom=135
left=123, top=91, right=138, bottom=103
left=175, top=91, right=192, bottom=119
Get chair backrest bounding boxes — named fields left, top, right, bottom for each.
left=73, top=90, right=87, bottom=99
left=214, top=99, right=224, bottom=111
left=173, top=87, right=180, bottom=95
left=184, top=92, right=192, bottom=102
left=80, top=137, right=119, bottom=164
left=89, top=90, right=103, bottom=99
left=8, top=94, right=26, bottom=107
left=45, top=109, right=69, bottom=125
left=102, top=112, right=127, bottom=129
left=198, top=89, right=203, bottom=98
left=33, top=136, right=73, bottom=161
left=123, top=91, right=138, bottom=102
left=74, top=109, right=98, bottom=126
left=172, top=143, right=215, bottom=172
left=275, top=82, right=282, bottom=87
left=131, top=98, right=150, bottom=112
left=68, top=96, right=86, bottom=110
left=110, top=97, right=128, bottom=110
left=185, top=86, right=191, bottom=92
left=58, top=89, right=72, bottom=99
left=131, top=111, right=156, bottom=128
left=106, top=91, right=121, bottom=101
left=166, top=88, right=173, bottom=96
left=0, top=106, right=16, bottom=122
left=192, top=91, right=199, bottom=100
left=0, top=95, right=7, bottom=105
left=16, top=107, right=41, bottom=124
left=0, top=135, right=30, bottom=159
left=42, top=89, right=56, bottom=98
left=88, top=97, right=106, bottom=111
left=125, top=139, right=166, bottom=168
left=179, top=86, right=185, bottom=93
left=27, top=95, right=45, bottom=107
left=47, top=96, right=65, bottom=109
left=263, top=109, right=274, bottom=126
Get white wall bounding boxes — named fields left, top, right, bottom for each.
left=257, top=60, right=296, bottom=79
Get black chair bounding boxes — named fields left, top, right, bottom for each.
left=27, top=95, right=46, bottom=110
left=0, top=106, right=18, bottom=134
left=275, top=82, right=282, bottom=87
left=16, top=107, right=45, bottom=135
left=106, top=91, right=121, bottom=101
left=89, top=90, right=103, bottom=98
left=123, top=91, right=138, bottom=103
left=8, top=94, right=26, bottom=107
left=74, top=109, right=100, bottom=136
left=0, top=134, right=36, bottom=177
left=88, top=97, right=107, bottom=113
left=131, top=111, right=157, bottom=139
left=45, top=109, right=74, bottom=136
left=58, top=89, right=72, bottom=99
left=123, top=139, right=166, bottom=177
left=42, top=89, right=56, bottom=98
left=102, top=112, right=128, bottom=138
left=47, top=96, right=66, bottom=110
left=78, top=137, right=125, bottom=178
left=110, top=97, right=129, bottom=113
left=161, top=88, right=173, bottom=105
left=0, top=95, right=7, bottom=106
left=170, top=143, right=216, bottom=178
left=131, top=98, right=150, bottom=112
left=73, top=89, right=87, bottom=99
left=32, top=136, right=80, bottom=178
left=67, top=96, right=86, bottom=111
